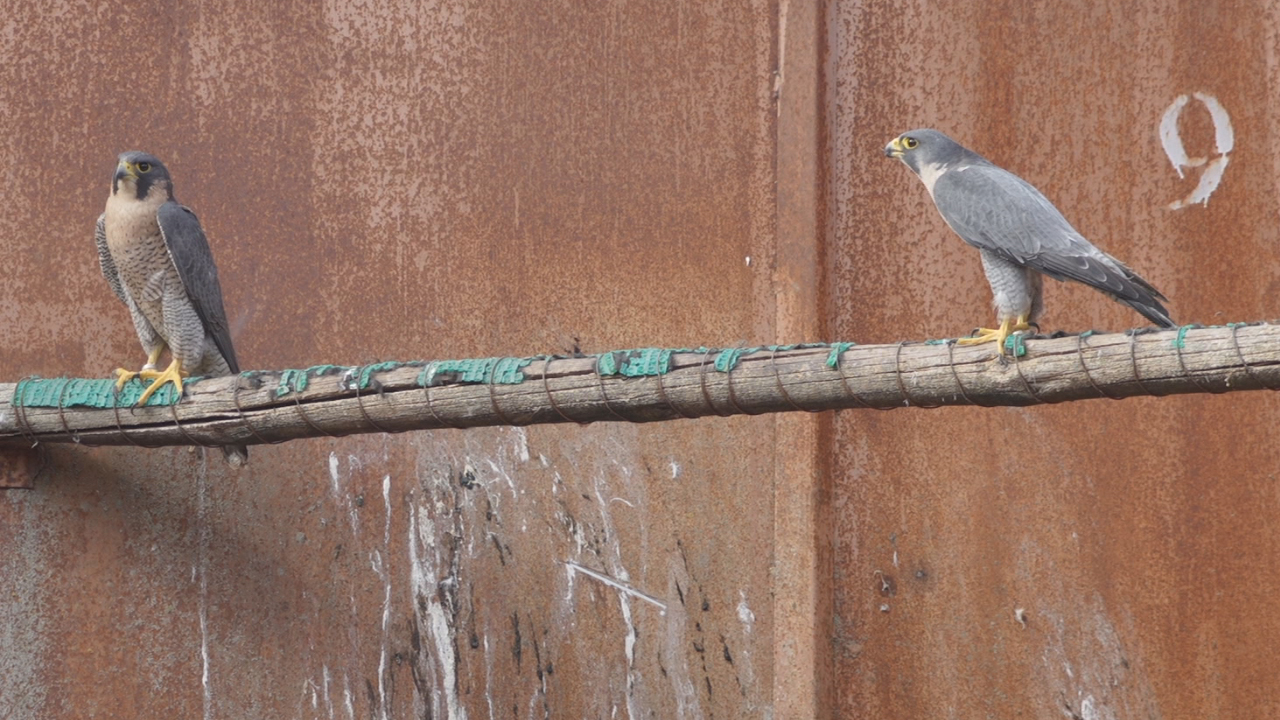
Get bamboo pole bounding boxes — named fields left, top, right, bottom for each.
left=1, top=324, right=1277, bottom=450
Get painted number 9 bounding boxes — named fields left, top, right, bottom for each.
left=1159, top=92, right=1233, bottom=210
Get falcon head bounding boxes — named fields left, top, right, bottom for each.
left=884, top=129, right=989, bottom=192
left=112, top=151, right=174, bottom=201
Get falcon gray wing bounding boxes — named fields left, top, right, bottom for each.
left=932, top=166, right=1174, bottom=327
left=156, top=201, right=240, bottom=374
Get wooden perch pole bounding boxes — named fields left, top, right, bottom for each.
left=1, top=324, right=1278, bottom=450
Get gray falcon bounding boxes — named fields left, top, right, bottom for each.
left=97, top=151, right=247, bottom=466
left=885, top=128, right=1175, bottom=355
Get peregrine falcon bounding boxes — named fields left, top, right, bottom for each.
left=97, top=151, right=247, bottom=466
left=885, top=129, right=1175, bottom=355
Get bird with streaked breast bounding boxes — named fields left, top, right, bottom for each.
left=97, top=151, right=247, bottom=466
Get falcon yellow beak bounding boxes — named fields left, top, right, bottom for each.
left=114, top=162, right=137, bottom=182
left=884, top=137, right=905, bottom=158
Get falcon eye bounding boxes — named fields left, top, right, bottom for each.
left=136, top=162, right=152, bottom=173
left=902, top=137, right=919, bottom=149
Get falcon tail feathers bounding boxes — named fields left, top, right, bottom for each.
left=222, top=444, right=249, bottom=468
left=1121, top=296, right=1176, bottom=329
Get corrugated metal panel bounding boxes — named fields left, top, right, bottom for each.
left=832, top=1, right=1280, bottom=717
left=0, top=1, right=783, bottom=717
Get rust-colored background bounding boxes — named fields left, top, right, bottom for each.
left=0, top=0, right=1276, bottom=717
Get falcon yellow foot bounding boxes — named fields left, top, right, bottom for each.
left=113, top=346, right=166, bottom=390
left=136, top=358, right=187, bottom=405
left=956, top=317, right=1033, bottom=357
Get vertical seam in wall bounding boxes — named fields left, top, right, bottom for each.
left=772, top=0, right=832, bottom=718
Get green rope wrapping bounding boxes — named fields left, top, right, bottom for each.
left=357, top=361, right=420, bottom=389
left=276, top=365, right=351, bottom=397
left=711, top=344, right=829, bottom=373
left=826, top=342, right=856, bottom=368
left=418, top=357, right=533, bottom=387
left=597, top=348, right=679, bottom=377
left=1172, top=324, right=1196, bottom=349
left=12, top=376, right=187, bottom=408
left=713, top=347, right=759, bottom=373
left=1003, top=333, right=1029, bottom=358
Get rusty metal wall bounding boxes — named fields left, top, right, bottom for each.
left=5, top=1, right=1268, bottom=717
left=833, top=0, right=1280, bottom=718
left=0, top=1, right=787, bottom=717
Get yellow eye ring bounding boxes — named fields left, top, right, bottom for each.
left=902, top=137, right=918, bottom=150
left=136, top=162, right=152, bottom=173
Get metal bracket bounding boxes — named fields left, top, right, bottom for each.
left=0, top=448, right=39, bottom=489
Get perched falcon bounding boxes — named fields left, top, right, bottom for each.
left=97, top=151, right=247, bottom=466
left=885, top=129, right=1175, bottom=355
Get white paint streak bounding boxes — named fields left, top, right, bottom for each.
left=382, top=475, right=392, bottom=544
left=409, top=502, right=467, bottom=720
left=482, top=636, right=496, bottom=720
left=1080, top=694, right=1110, bottom=720
left=197, top=456, right=213, bottom=720
left=564, top=561, right=667, bottom=612
left=669, top=459, right=681, bottom=479
left=343, top=674, right=355, bottom=720
left=323, top=665, right=333, bottom=719
left=621, top=598, right=639, bottom=720
left=328, top=451, right=341, bottom=498
left=200, top=601, right=211, bottom=719
left=375, top=473, right=393, bottom=720
left=484, top=457, right=517, bottom=499
left=513, top=427, right=530, bottom=462
left=298, top=677, right=322, bottom=714
left=736, top=591, right=755, bottom=631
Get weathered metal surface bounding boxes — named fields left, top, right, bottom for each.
left=0, top=1, right=781, bottom=717
left=832, top=1, right=1280, bottom=718
left=0, top=450, right=38, bottom=490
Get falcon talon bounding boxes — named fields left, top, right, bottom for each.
left=885, top=129, right=1176, bottom=346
